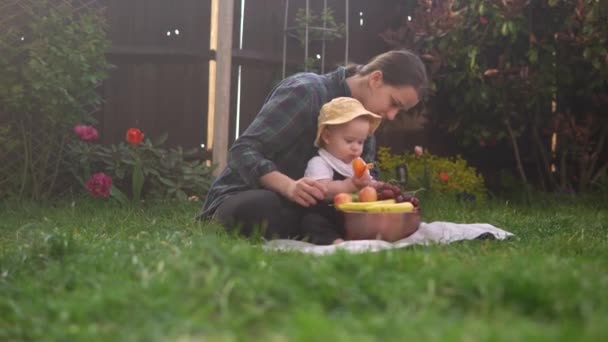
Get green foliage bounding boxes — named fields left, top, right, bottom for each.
left=0, top=1, right=110, bottom=199
left=293, top=7, right=345, bottom=46
left=66, top=133, right=215, bottom=201
left=377, top=146, right=487, bottom=201
left=381, top=0, right=608, bottom=193
left=291, top=7, right=345, bottom=73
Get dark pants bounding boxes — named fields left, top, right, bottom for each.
left=300, top=203, right=345, bottom=245
left=212, top=189, right=344, bottom=244
left=213, top=190, right=304, bottom=239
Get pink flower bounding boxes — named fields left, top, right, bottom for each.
left=414, top=145, right=423, bottom=157
left=74, top=125, right=99, bottom=142
left=479, top=16, right=489, bottom=25
left=86, top=172, right=112, bottom=198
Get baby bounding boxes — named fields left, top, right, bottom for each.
left=301, top=97, right=382, bottom=244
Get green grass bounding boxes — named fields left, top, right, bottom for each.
left=1, top=194, right=607, bottom=341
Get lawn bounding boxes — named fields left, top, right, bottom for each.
left=1, top=194, right=607, bottom=341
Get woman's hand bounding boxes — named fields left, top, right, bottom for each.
left=286, top=177, right=327, bottom=207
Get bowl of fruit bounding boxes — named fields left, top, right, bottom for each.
left=334, top=182, right=422, bottom=242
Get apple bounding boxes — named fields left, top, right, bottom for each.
left=358, top=186, right=378, bottom=202
left=333, top=192, right=353, bottom=207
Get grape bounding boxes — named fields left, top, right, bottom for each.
left=391, top=185, right=401, bottom=195
left=395, top=195, right=405, bottom=203
left=376, top=181, right=388, bottom=190
left=410, top=197, right=420, bottom=208
left=381, top=189, right=395, bottom=199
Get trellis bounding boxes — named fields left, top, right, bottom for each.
left=0, top=0, right=104, bottom=36
left=0, top=0, right=107, bottom=199
left=281, top=0, right=351, bottom=78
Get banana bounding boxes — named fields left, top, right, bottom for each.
left=364, top=202, right=414, bottom=213
left=336, top=199, right=396, bottom=212
left=366, top=199, right=396, bottom=204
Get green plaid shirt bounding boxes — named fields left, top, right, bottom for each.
left=200, top=67, right=377, bottom=218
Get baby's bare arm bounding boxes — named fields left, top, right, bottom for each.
left=317, top=178, right=360, bottom=200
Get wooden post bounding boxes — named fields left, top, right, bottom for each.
left=210, top=0, right=235, bottom=174
left=206, top=0, right=218, bottom=165
left=345, top=0, right=349, bottom=64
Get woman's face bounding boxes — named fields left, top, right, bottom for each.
left=322, top=118, right=371, bottom=164
left=359, top=71, right=420, bottom=120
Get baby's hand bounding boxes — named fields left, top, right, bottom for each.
left=351, top=171, right=372, bottom=189
left=370, top=180, right=387, bottom=189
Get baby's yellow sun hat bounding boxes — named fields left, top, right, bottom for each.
left=314, top=97, right=382, bottom=147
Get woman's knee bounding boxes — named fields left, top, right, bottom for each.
left=213, top=190, right=299, bottom=238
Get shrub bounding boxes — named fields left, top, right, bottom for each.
left=376, top=146, right=487, bottom=201
left=380, top=0, right=608, bottom=193
left=0, top=1, right=109, bottom=200
left=67, top=127, right=215, bottom=202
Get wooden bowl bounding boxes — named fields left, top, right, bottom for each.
left=340, top=210, right=421, bottom=242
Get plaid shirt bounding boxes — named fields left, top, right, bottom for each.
left=199, top=67, right=377, bottom=218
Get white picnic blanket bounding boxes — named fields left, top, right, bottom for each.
left=264, top=221, right=514, bottom=255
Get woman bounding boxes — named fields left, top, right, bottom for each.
left=198, top=49, right=428, bottom=239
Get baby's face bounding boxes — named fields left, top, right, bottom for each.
left=322, top=117, right=371, bottom=164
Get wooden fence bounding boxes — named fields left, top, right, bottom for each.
left=2, top=0, right=436, bottom=155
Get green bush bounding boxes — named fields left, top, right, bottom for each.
left=376, top=146, right=487, bottom=201
left=67, top=130, right=215, bottom=202
left=381, top=0, right=608, bottom=193
left=0, top=1, right=109, bottom=200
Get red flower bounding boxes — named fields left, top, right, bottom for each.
left=73, top=125, right=99, bottom=142
left=479, top=16, right=489, bottom=25
left=86, top=172, right=112, bottom=198
left=439, top=171, right=450, bottom=183
left=126, top=128, right=144, bottom=146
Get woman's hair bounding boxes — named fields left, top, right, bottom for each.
left=346, top=49, right=429, bottom=98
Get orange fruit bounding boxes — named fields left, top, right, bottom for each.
left=352, top=157, right=373, bottom=178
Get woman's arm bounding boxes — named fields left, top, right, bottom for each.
left=260, top=171, right=326, bottom=207
left=227, top=78, right=326, bottom=205
left=228, top=80, right=311, bottom=185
